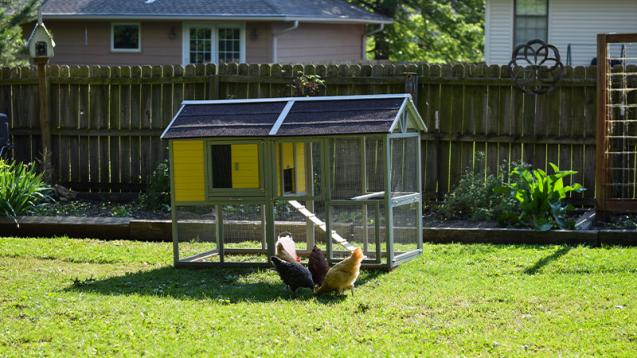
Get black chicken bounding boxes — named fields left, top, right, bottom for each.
left=270, top=256, right=314, bottom=294
left=308, top=245, right=329, bottom=286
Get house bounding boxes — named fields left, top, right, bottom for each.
left=34, top=0, right=391, bottom=66
left=485, top=0, right=637, bottom=66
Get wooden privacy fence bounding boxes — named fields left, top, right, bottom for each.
left=0, top=63, right=597, bottom=200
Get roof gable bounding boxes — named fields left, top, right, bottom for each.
left=161, top=94, right=426, bottom=140
left=41, top=0, right=391, bottom=23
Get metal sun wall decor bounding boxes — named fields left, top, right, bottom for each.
left=508, top=39, right=565, bottom=96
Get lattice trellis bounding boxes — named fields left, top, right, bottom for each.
left=597, top=33, right=637, bottom=212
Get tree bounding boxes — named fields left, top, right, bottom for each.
left=0, top=0, right=39, bottom=67
left=351, top=0, right=485, bottom=63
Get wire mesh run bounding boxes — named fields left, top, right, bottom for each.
left=392, top=202, right=420, bottom=255
left=220, top=203, right=267, bottom=263
left=329, top=204, right=381, bottom=261
left=391, top=137, right=420, bottom=196
left=175, top=205, right=218, bottom=263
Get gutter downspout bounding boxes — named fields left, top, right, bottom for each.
left=362, top=23, right=384, bottom=61
left=272, top=20, right=299, bottom=63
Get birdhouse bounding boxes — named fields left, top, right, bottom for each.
left=27, top=22, right=55, bottom=59
left=161, top=94, right=427, bottom=270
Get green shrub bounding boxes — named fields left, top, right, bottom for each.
left=439, top=168, right=518, bottom=222
left=291, top=71, right=325, bottom=96
left=499, top=163, right=585, bottom=231
left=0, top=160, right=51, bottom=223
left=138, top=160, right=170, bottom=212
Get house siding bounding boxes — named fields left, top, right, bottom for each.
left=275, top=23, right=365, bottom=63
left=548, top=0, right=637, bottom=65
left=485, top=0, right=513, bottom=65
left=45, top=21, right=183, bottom=65
left=246, top=22, right=273, bottom=63
left=485, top=0, right=637, bottom=65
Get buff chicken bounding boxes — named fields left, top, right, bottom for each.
left=314, top=248, right=364, bottom=296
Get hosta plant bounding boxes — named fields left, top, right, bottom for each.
left=500, top=163, right=585, bottom=231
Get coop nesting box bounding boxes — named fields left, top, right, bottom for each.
left=161, top=94, right=427, bottom=269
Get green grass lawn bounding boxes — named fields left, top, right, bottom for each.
left=1, top=237, right=636, bottom=356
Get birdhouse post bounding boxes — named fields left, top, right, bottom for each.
left=27, top=16, right=55, bottom=182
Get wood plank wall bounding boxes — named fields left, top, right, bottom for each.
left=0, top=63, right=597, bottom=200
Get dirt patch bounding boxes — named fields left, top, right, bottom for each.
left=31, top=199, right=170, bottom=220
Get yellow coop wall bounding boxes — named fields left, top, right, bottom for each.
left=295, top=143, right=306, bottom=193
left=172, top=140, right=205, bottom=202
left=231, top=144, right=260, bottom=188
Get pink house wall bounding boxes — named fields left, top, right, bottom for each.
left=44, top=21, right=183, bottom=65
left=275, top=23, right=365, bottom=63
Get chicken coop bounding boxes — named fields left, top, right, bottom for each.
left=161, top=94, right=427, bottom=270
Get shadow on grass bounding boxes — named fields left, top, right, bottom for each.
left=66, top=266, right=387, bottom=304
left=524, top=246, right=572, bottom=275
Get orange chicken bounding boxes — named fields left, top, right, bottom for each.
left=314, top=248, right=364, bottom=295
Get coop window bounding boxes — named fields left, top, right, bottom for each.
left=111, top=23, right=141, bottom=52
left=210, top=145, right=232, bottom=188
left=209, top=143, right=261, bottom=191
left=514, top=0, right=548, bottom=47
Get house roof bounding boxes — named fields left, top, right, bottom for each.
left=40, top=0, right=392, bottom=24
left=161, top=94, right=425, bottom=139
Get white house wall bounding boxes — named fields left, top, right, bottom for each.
left=549, top=0, right=637, bottom=66
left=485, top=0, right=637, bottom=66
left=485, top=0, right=514, bottom=65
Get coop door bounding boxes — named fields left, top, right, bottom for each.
left=277, top=143, right=307, bottom=195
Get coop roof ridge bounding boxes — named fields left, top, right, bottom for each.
left=180, top=93, right=412, bottom=106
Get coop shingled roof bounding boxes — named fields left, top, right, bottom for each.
left=160, top=94, right=424, bottom=139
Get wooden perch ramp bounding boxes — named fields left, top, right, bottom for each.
left=287, top=200, right=356, bottom=251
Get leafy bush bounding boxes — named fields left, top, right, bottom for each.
left=291, top=71, right=325, bottom=97
left=439, top=167, right=518, bottom=222
left=138, top=160, right=170, bottom=212
left=499, top=163, right=585, bottom=231
left=0, top=160, right=51, bottom=222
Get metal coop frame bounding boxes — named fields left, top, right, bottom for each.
left=161, top=94, right=427, bottom=270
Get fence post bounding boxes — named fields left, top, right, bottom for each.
left=35, top=59, right=53, bottom=183
left=596, top=33, right=608, bottom=214
left=404, top=72, right=419, bottom=105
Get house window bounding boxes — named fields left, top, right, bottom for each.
left=112, top=23, right=141, bottom=52
left=514, top=0, right=548, bottom=47
left=184, top=24, right=245, bottom=65
left=218, top=28, right=241, bottom=63
left=189, top=28, right=212, bottom=64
